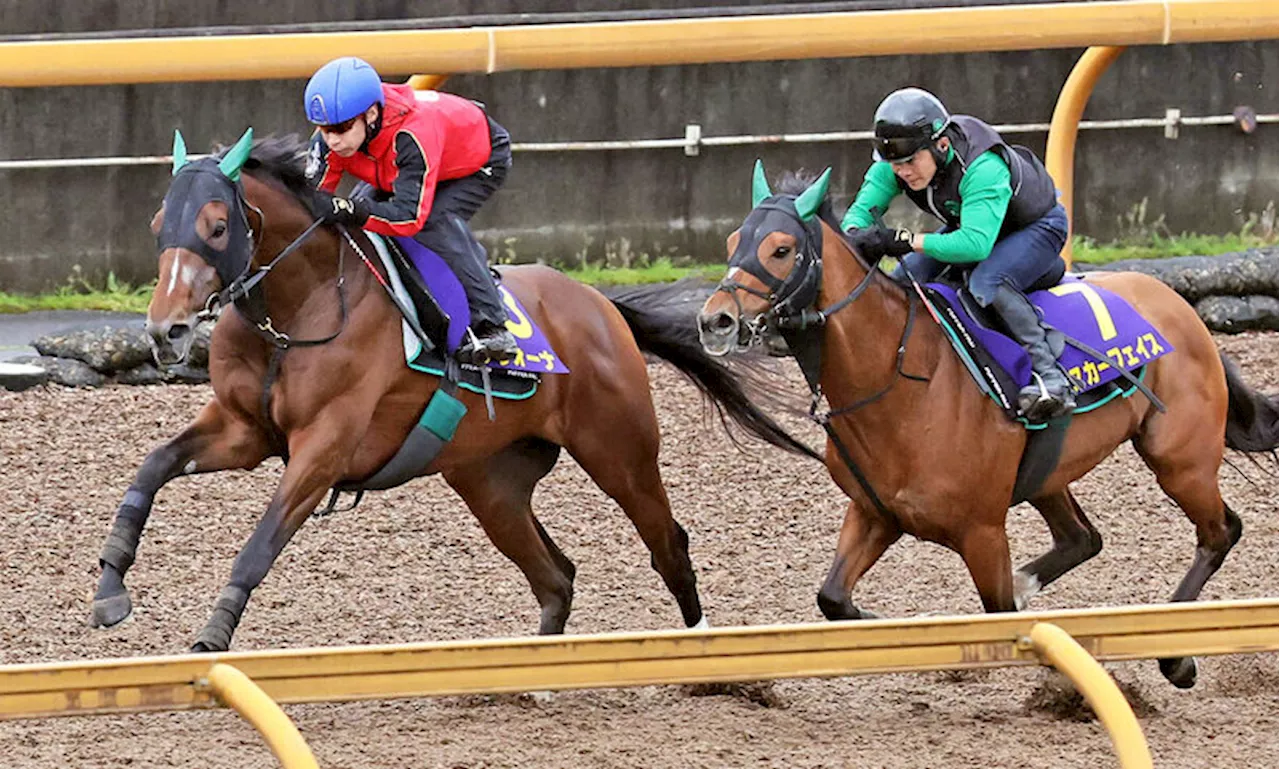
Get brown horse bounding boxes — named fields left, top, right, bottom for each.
left=89, top=132, right=818, bottom=652
left=697, top=164, right=1278, bottom=687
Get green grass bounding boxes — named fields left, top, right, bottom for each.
left=556, top=256, right=727, bottom=286
left=2, top=234, right=1273, bottom=314
left=0, top=271, right=153, bottom=314
left=0, top=258, right=729, bottom=314
left=1071, top=232, right=1277, bottom=265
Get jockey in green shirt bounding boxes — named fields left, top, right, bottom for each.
left=842, top=87, right=1076, bottom=421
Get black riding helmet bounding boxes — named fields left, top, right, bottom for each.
left=871, top=87, right=951, bottom=163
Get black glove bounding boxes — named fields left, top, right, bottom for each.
left=314, top=192, right=370, bottom=228
left=847, top=225, right=914, bottom=259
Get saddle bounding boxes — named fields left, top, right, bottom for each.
left=365, top=234, right=570, bottom=401
left=914, top=264, right=1174, bottom=504
left=916, top=263, right=1172, bottom=426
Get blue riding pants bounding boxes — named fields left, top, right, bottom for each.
left=895, top=203, right=1069, bottom=307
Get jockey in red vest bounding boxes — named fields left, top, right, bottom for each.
left=303, top=56, right=518, bottom=362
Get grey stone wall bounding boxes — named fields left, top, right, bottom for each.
left=0, top=1, right=1274, bottom=292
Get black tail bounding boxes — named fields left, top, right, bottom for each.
left=604, top=281, right=822, bottom=462
left=1221, top=351, right=1279, bottom=453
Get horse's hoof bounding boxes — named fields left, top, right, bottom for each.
left=88, top=593, right=134, bottom=629
left=817, top=591, right=865, bottom=621
left=1159, top=656, right=1198, bottom=689
left=856, top=607, right=883, bottom=620
left=191, top=626, right=231, bottom=654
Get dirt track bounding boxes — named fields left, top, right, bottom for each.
left=0, top=332, right=1275, bottom=769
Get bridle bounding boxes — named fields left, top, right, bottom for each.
left=713, top=193, right=929, bottom=519
left=712, top=196, right=882, bottom=349
left=165, top=162, right=348, bottom=351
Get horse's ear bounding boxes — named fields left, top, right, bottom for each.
left=794, top=167, right=832, bottom=221
left=172, top=130, right=188, bottom=176
left=751, top=159, right=773, bottom=207
left=218, top=127, right=254, bottom=182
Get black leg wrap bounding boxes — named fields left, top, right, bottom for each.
left=193, top=585, right=251, bottom=652
left=98, top=490, right=152, bottom=573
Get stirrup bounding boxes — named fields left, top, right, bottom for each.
left=455, top=327, right=498, bottom=421
left=456, top=327, right=490, bottom=365
left=1019, top=373, right=1074, bottom=420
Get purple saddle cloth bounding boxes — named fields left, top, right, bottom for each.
left=395, top=235, right=568, bottom=375
left=928, top=274, right=1173, bottom=393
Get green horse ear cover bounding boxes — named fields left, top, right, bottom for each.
left=171, top=130, right=188, bottom=176
left=751, top=159, right=773, bottom=207
left=217, top=127, right=254, bottom=182
left=793, top=167, right=832, bottom=221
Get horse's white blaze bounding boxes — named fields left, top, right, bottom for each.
left=183, top=460, right=198, bottom=475
left=164, top=253, right=203, bottom=297
left=166, top=254, right=181, bottom=293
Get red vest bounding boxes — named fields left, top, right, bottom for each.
left=316, top=83, right=492, bottom=236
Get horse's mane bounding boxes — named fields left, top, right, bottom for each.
left=215, top=134, right=314, bottom=209
left=775, top=169, right=842, bottom=234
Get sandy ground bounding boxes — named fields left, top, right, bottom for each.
left=0, top=332, right=1275, bottom=769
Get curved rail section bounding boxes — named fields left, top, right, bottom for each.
left=1028, top=623, right=1154, bottom=769
left=1045, top=45, right=1127, bottom=266
left=0, top=600, right=1273, bottom=767
left=204, top=664, right=319, bottom=769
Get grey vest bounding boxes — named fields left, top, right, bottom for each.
left=901, top=115, right=1057, bottom=238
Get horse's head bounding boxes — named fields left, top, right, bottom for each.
left=698, top=161, right=831, bottom=357
left=146, top=128, right=257, bottom=365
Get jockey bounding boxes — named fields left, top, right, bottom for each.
left=842, top=87, right=1076, bottom=421
left=303, top=56, right=519, bottom=362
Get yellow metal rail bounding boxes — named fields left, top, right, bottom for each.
left=1029, top=623, right=1153, bottom=769
left=205, top=664, right=319, bottom=769
left=0, top=0, right=1273, bottom=87
left=0, top=598, right=1273, bottom=720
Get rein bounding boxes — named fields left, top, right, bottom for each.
left=201, top=212, right=350, bottom=351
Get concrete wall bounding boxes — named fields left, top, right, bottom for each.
left=0, top=1, right=1274, bottom=292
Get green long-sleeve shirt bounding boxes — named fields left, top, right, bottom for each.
left=840, top=151, right=1014, bottom=263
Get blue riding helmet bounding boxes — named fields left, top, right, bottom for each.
left=304, top=57, right=385, bottom=126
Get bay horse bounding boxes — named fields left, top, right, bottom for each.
left=697, top=164, right=1278, bottom=688
left=89, top=131, right=818, bottom=653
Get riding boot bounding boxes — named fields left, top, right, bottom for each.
left=990, top=284, right=1076, bottom=421
left=462, top=321, right=520, bottom=364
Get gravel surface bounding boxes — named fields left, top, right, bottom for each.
left=0, top=332, right=1275, bottom=769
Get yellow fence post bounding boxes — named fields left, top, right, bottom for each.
left=206, top=663, right=319, bottom=769
left=1028, top=622, right=1153, bottom=769
left=1045, top=45, right=1125, bottom=268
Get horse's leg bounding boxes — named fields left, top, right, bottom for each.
left=957, top=523, right=1017, bottom=613
left=1013, top=488, right=1104, bottom=609
left=190, top=422, right=350, bottom=652
left=443, top=438, right=576, bottom=634
left=816, top=501, right=901, bottom=620
left=1133, top=418, right=1241, bottom=688
left=91, top=402, right=269, bottom=628
left=564, top=423, right=705, bottom=629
